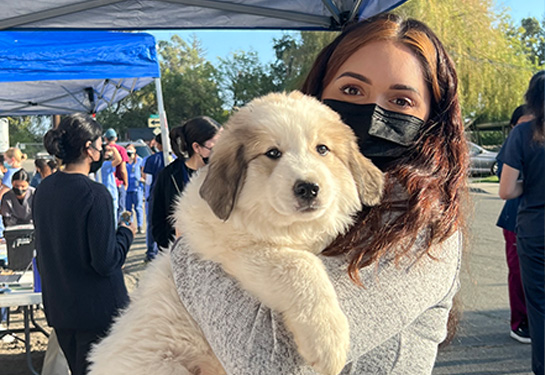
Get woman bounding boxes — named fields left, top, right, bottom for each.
left=170, top=13, right=468, bottom=374
left=499, top=70, right=544, bottom=375
left=495, top=105, right=533, bottom=344
left=150, top=116, right=221, bottom=253
left=33, top=114, right=134, bottom=375
left=125, top=144, right=145, bottom=233
left=0, top=169, right=34, bottom=227
left=0, top=147, right=26, bottom=200
left=30, top=158, right=58, bottom=187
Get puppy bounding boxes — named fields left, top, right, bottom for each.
left=88, top=91, right=384, bottom=375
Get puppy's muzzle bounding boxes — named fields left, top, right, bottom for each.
left=293, top=180, right=320, bottom=212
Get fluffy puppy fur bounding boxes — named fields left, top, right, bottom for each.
left=88, top=91, right=384, bottom=375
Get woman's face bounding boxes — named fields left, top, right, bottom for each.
left=321, top=40, right=432, bottom=121
left=12, top=180, right=29, bottom=197
left=199, top=132, right=222, bottom=158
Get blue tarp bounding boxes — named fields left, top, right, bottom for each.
left=0, top=31, right=160, bottom=115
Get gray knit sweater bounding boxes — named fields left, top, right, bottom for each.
left=171, top=228, right=461, bottom=375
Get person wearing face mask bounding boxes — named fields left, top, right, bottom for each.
left=151, top=116, right=221, bottom=251
left=125, top=144, right=145, bottom=234
left=32, top=114, right=134, bottom=375
left=0, top=147, right=26, bottom=203
left=170, top=13, right=469, bottom=374
left=0, top=169, right=34, bottom=227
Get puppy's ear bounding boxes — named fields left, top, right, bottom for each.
left=199, top=143, right=247, bottom=221
left=348, top=144, right=384, bottom=207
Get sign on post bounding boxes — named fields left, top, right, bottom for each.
left=148, top=114, right=160, bottom=128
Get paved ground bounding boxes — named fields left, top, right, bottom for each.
left=433, top=182, right=532, bottom=374
left=0, top=181, right=535, bottom=374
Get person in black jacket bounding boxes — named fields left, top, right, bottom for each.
left=33, top=114, right=135, bottom=375
left=151, top=116, right=221, bottom=251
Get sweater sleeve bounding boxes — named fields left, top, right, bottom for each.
left=170, top=232, right=461, bottom=374
left=87, top=186, right=133, bottom=276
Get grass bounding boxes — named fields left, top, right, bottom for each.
left=471, top=175, right=499, bottom=183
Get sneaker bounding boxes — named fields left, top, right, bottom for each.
left=510, top=323, right=531, bottom=344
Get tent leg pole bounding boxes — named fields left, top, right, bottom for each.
left=155, top=78, right=170, bottom=166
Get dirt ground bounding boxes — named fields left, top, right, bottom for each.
left=1, top=233, right=148, bottom=375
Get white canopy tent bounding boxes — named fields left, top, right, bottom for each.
left=0, top=0, right=408, bottom=163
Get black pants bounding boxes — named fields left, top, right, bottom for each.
left=55, top=327, right=106, bottom=375
left=517, top=236, right=545, bottom=375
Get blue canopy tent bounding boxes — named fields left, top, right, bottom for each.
left=0, top=31, right=160, bottom=115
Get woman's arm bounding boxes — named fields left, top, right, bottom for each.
left=87, top=187, right=133, bottom=275
left=499, top=164, right=522, bottom=200
left=170, top=232, right=461, bottom=374
left=109, top=146, right=122, bottom=168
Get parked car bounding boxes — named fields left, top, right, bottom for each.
left=117, top=140, right=153, bottom=159
left=468, top=142, right=498, bottom=176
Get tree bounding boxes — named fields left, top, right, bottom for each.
left=519, top=17, right=545, bottom=66
left=217, top=50, right=277, bottom=109
left=97, top=34, right=227, bottom=137
left=270, top=32, right=338, bottom=91
left=7, top=116, right=49, bottom=145
left=395, top=0, right=537, bottom=125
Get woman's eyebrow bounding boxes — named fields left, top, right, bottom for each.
left=337, top=71, right=371, bottom=84
left=390, top=83, right=420, bottom=95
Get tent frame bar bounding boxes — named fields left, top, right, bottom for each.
left=0, top=0, right=346, bottom=30
left=0, top=0, right=126, bottom=30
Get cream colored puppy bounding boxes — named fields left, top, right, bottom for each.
left=88, top=91, right=384, bottom=375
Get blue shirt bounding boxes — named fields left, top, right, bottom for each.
left=499, top=121, right=545, bottom=239
left=2, top=168, right=21, bottom=188
left=98, top=161, right=118, bottom=206
left=143, top=152, right=165, bottom=199
left=496, top=143, right=521, bottom=232
left=127, top=156, right=143, bottom=192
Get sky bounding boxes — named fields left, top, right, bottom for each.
left=148, top=1, right=544, bottom=67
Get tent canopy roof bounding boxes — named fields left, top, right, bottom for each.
left=0, top=31, right=159, bottom=115
left=0, top=0, right=407, bottom=31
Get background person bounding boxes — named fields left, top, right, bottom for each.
left=143, top=133, right=165, bottom=262
left=171, top=13, right=468, bottom=374
left=496, top=104, right=534, bottom=344
left=0, top=147, right=25, bottom=200
left=31, top=158, right=57, bottom=188
left=0, top=169, right=34, bottom=227
left=94, top=144, right=122, bottom=226
left=104, top=128, right=129, bottom=222
left=499, top=70, right=544, bottom=375
left=33, top=114, right=134, bottom=375
left=151, top=117, right=221, bottom=251
left=125, top=144, right=145, bottom=234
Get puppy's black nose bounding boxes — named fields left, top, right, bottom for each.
left=293, top=180, right=320, bottom=201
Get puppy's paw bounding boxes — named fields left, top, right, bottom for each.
left=287, top=305, right=350, bottom=375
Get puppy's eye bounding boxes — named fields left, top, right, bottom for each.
left=316, top=145, right=329, bottom=156
left=265, top=148, right=282, bottom=159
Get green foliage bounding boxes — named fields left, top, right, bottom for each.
left=7, top=116, right=49, bottom=145
left=395, top=0, right=537, bottom=125
left=217, top=51, right=277, bottom=109
left=97, top=34, right=227, bottom=138
left=519, top=17, right=545, bottom=66
left=270, top=32, right=338, bottom=91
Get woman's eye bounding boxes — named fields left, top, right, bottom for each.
left=316, top=145, right=329, bottom=156
left=392, top=97, right=413, bottom=108
left=265, top=148, right=282, bottom=159
left=341, top=85, right=362, bottom=96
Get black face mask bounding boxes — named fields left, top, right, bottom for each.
left=323, top=100, right=424, bottom=170
left=89, top=148, right=105, bottom=174
left=12, top=187, right=27, bottom=196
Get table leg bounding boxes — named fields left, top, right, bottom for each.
left=23, top=306, right=40, bottom=375
left=29, top=305, right=49, bottom=337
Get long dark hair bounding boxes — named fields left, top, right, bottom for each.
left=11, top=169, right=30, bottom=183
left=303, top=13, right=469, bottom=280
left=170, top=116, right=221, bottom=159
left=524, top=70, right=544, bottom=143
left=43, top=114, right=102, bottom=165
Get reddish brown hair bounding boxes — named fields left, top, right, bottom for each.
left=302, top=13, right=469, bottom=283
